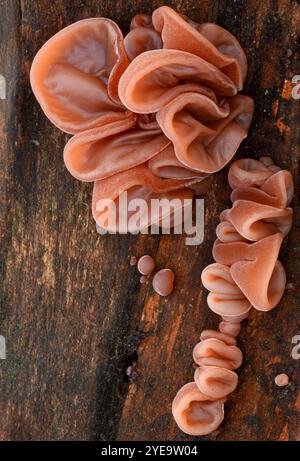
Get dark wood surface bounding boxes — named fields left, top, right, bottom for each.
left=0, top=0, right=299, bottom=441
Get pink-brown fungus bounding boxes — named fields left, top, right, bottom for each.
left=30, top=6, right=254, bottom=232
left=152, top=269, right=175, bottom=296
left=275, top=373, right=289, bottom=387
left=137, top=255, right=155, bottom=276
left=172, top=157, right=293, bottom=436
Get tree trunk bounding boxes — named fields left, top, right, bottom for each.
left=0, top=0, right=299, bottom=441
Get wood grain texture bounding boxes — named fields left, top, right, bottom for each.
left=0, top=0, right=299, bottom=441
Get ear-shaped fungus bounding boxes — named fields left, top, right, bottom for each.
left=31, top=6, right=253, bottom=232
left=172, top=157, right=293, bottom=435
